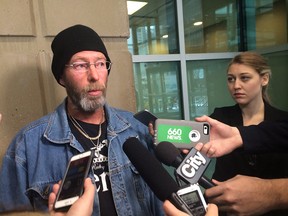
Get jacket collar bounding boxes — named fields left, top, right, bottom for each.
left=44, top=98, right=131, bottom=144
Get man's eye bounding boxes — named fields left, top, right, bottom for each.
left=96, top=61, right=106, bottom=68
left=74, top=63, right=88, bottom=69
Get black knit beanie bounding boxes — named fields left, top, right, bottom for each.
left=51, top=24, right=111, bottom=85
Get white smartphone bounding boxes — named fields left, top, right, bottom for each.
left=176, top=184, right=207, bottom=216
left=53, top=150, right=93, bottom=211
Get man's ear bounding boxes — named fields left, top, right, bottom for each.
left=59, top=77, right=65, bottom=87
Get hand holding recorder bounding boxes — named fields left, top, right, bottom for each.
left=163, top=200, right=218, bottom=216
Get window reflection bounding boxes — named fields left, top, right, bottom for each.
left=247, top=0, right=288, bottom=49
left=183, top=0, right=238, bottom=53
left=186, top=59, right=234, bottom=119
left=134, top=62, right=183, bottom=119
left=128, top=0, right=288, bottom=120
left=128, top=0, right=179, bottom=55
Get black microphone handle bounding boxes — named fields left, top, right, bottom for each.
left=123, top=137, right=193, bottom=215
left=199, top=175, right=215, bottom=189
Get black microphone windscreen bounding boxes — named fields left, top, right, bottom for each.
left=155, top=141, right=182, bottom=167
left=156, top=141, right=215, bottom=189
left=123, top=137, right=179, bottom=201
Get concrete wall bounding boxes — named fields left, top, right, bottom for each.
left=0, top=0, right=134, bottom=215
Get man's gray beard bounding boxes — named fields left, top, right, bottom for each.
left=66, top=84, right=106, bottom=113
left=79, top=95, right=106, bottom=112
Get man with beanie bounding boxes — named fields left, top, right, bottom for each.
left=0, top=24, right=164, bottom=215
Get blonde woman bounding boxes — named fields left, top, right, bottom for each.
left=208, top=52, right=288, bottom=216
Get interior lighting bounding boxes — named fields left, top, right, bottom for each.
left=127, top=1, right=147, bottom=15
left=193, top=21, right=203, bottom=26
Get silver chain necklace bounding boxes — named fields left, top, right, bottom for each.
left=68, top=110, right=105, bottom=151
left=69, top=113, right=103, bottom=140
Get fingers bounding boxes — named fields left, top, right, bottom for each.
left=164, top=200, right=212, bottom=216
left=195, top=142, right=215, bottom=157
left=0, top=113, right=2, bottom=123
left=163, top=200, right=174, bottom=215
left=207, top=147, right=216, bottom=157
left=148, top=123, right=155, bottom=136
left=48, top=191, right=56, bottom=212
left=205, top=180, right=223, bottom=199
left=52, top=182, right=60, bottom=194
left=48, top=182, right=60, bottom=213
left=163, top=200, right=187, bottom=216
left=195, top=142, right=214, bottom=157
left=181, top=149, right=189, bottom=154
left=206, top=203, right=218, bottom=216
left=82, top=178, right=96, bottom=199
left=194, top=115, right=209, bottom=122
left=194, top=143, right=204, bottom=151
left=211, top=179, right=221, bottom=185
left=195, top=115, right=218, bottom=127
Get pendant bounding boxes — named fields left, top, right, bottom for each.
left=94, top=149, right=100, bottom=158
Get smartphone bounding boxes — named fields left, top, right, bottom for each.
left=154, top=119, right=210, bottom=149
left=54, top=150, right=93, bottom=211
left=134, top=109, right=158, bottom=126
left=176, top=184, right=207, bottom=216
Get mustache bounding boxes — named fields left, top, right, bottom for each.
left=84, top=83, right=106, bottom=92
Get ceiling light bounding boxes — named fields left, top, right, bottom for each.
left=127, top=1, right=147, bottom=15
left=193, top=21, right=203, bottom=26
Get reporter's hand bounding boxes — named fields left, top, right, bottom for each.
left=48, top=178, right=95, bottom=216
left=194, top=115, right=243, bottom=157
left=148, top=122, right=155, bottom=136
left=163, top=200, right=189, bottom=216
left=163, top=200, right=218, bottom=216
left=205, top=175, right=281, bottom=215
left=206, top=203, right=218, bottom=216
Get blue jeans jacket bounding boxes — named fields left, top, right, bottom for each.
left=0, top=99, right=164, bottom=216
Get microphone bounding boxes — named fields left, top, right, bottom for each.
left=155, top=141, right=215, bottom=189
left=123, top=137, right=194, bottom=215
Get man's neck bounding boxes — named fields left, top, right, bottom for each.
left=67, top=105, right=105, bottom=124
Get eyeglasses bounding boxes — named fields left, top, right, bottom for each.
left=65, top=60, right=112, bottom=73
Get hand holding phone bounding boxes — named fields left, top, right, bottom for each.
left=134, top=109, right=158, bottom=126
left=53, top=151, right=93, bottom=211
left=49, top=178, right=95, bottom=216
left=154, top=119, right=210, bottom=149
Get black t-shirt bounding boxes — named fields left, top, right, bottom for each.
left=68, top=116, right=117, bottom=215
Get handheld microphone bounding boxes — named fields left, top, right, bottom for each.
left=123, top=137, right=195, bottom=215
left=155, top=141, right=215, bottom=189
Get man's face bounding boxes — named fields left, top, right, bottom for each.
left=60, top=51, right=109, bottom=113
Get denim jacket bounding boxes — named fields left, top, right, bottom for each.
left=0, top=99, right=164, bottom=216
